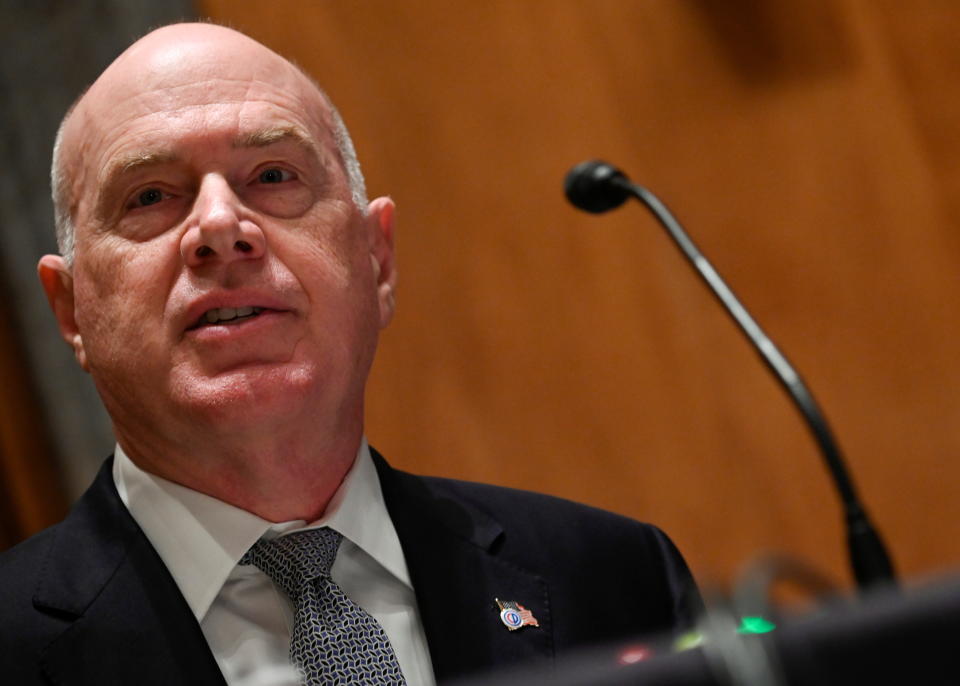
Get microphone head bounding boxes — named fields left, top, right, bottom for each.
left=564, top=160, right=631, bottom=213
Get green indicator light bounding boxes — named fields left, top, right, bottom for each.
left=737, top=616, right=777, bottom=634
left=673, top=630, right=705, bottom=651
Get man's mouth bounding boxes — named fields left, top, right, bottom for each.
left=191, top=306, right=266, bottom=329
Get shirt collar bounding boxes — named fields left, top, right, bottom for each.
left=112, top=437, right=411, bottom=622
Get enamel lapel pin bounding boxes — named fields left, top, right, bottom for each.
left=495, top=598, right=540, bottom=631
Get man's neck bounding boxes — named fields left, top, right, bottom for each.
left=114, top=421, right=363, bottom=523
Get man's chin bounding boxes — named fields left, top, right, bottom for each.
left=171, top=364, right=316, bottom=423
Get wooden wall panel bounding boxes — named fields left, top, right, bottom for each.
left=200, top=0, right=960, bottom=589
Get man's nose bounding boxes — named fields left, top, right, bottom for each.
left=181, top=174, right=266, bottom=267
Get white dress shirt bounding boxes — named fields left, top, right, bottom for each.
left=112, top=439, right=436, bottom=686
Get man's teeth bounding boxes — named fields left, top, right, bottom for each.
left=202, top=306, right=263, bottom=324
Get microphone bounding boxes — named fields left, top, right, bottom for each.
left=563, top=161, right=632, bottom=213
left=564, top=160, right=896, bottom=592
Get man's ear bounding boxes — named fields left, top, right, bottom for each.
left=366, top=197, right=397, bottom=329
left=38, top=254, right=89, bottom=372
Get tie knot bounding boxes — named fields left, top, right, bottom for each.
left=240, top=527, right=343, bottom=598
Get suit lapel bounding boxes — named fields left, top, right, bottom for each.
left=34, top=460, right=227, bottom=686
left=373, top=451, right=554, bottom=683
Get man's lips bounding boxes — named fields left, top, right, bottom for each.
left=182, top=293, right=294, bottom=333
left=184, top=308, right=295, bottom=353
left=186, top=305, right=270, bottom=331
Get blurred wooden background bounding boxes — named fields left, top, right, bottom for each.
left=5, top=0, right=960, bottom=591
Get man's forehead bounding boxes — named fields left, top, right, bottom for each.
left=67, top=29, right=336, bottom=164
left=67, top=24, right=330, bottom=151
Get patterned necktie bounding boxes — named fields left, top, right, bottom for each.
left=239, top=527, right=406, bottom=685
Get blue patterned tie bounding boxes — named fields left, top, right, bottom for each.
left=239, top=527, right=406, bottom=685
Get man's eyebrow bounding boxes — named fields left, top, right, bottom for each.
left=101, top=127, right=315, bottom=184
left=102, top=149, right=180, bottom=187
left=233, top=126, right=318, bottom=154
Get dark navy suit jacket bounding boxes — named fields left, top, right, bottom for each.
left=0, top=450, right=700, bottom=684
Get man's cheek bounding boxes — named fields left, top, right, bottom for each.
left=75, top=277, right=159, bottom=353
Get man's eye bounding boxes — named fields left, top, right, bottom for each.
left=137, top=188, right=165, bottom=206
left=258, top=168, right=294, bottom=184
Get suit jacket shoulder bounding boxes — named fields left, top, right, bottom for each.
left=0, top=459, right=227, bottom=686
left=372, top=450, right=701, bottom=682
left=419, top=471, right=699, bottom=626
left=0, top=526, right=64, bottom=670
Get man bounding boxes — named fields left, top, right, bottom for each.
left=0, top=23, right=699, bottom=685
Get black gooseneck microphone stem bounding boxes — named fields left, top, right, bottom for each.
left=608, top=174, right=896, bottom=591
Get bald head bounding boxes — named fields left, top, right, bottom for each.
left=51, top=23, right=367, bottom=263
left=37, top=21, right=399, bottom=513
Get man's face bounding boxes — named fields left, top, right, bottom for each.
left=42, top=27, right=395, bottom=450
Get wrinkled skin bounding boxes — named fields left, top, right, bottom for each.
left=38, top=24, right=397, bottom=521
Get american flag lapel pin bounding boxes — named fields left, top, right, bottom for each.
left=495, top=598, right=540, bottom=631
